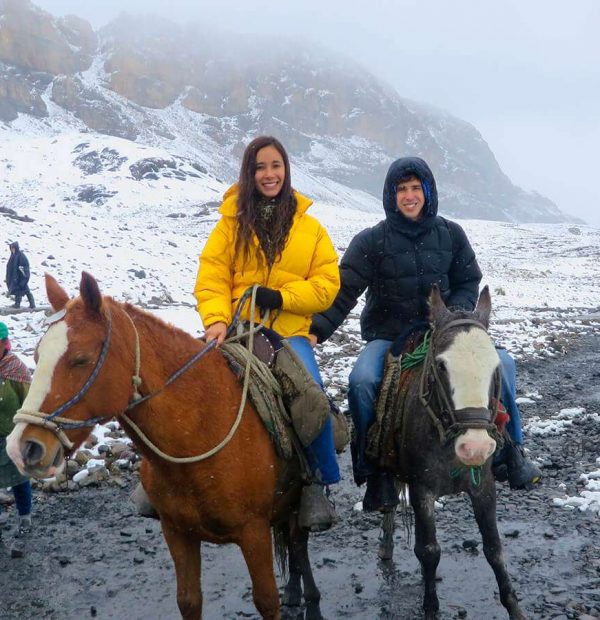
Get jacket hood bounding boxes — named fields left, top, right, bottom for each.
left=382, top=157, right=438, bottom=235
left=218, top=183, right=312, bottom=217
left=8, top=241, right=19, bottom=251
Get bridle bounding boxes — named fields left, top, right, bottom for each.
left=13, top=308, right=120, bottom=450
left=13, top=288, right=262, bottom=459
left=418, top=318, right=502, bottom=445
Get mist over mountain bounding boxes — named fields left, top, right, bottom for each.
left=0, top=0, right=572, bottom=223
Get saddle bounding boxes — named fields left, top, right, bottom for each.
left=366, top=348, right=417, bottom=471
left=221, top=325, right=349, bottom=461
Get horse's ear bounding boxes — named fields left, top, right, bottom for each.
left=79, top=272, right=102, bottom=316
left=45, top=273, right=70, bottom=311
left=428, top=284, right=451, bottom=326
left=474, top=285, right=492, bottom=328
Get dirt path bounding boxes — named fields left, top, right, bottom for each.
left=1, top=333, right=600, bottom=620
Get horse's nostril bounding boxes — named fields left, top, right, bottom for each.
left=23, top=441, right=44, bottom=466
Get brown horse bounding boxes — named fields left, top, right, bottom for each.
left=375, top=286, right=526, bottom=619
left=6, top=272, right=323, bottom=620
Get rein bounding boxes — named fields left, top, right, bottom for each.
left=417, top=318, right=502, bottom=445
left=14, top=287, right=268, bottom=462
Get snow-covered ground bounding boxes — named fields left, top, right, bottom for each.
left=2, top=124, right=599, bottom=514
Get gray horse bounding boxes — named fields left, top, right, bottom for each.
left=376, top=285, right=525, bottom=620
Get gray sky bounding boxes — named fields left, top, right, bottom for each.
left=34, top=0, right=600, bottom=225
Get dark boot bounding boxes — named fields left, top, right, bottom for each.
left=493, top=441, right=541, bottom=490
left=362, top=471, right=399, bottom=513
left=298, top=484, right=337, bottom=532
left=506, top=444, right=542, bottom=490
left=130, top=482, right=159, bottom=519
left=26, top=291, right=35, bottom=309
left=10, top=515, right=32, bottom=558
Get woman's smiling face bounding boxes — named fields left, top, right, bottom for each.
left=254, top=145, right=286, bottom=198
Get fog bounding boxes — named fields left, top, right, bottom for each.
left=33, top=0, right=600, bottom=225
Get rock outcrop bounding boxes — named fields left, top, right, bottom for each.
left=0, top=1, right=573, bottom=223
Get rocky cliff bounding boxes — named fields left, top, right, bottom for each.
left=0, top=0, right=571, bottom=222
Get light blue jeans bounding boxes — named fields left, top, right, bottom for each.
left=348, top=340, right=524, bottom=479
left=287, top=336, right=341, bottom=485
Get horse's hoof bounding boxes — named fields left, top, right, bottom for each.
left=281, top=605, right=303, bottom=620
left=305, top=601, right=325, bottom=620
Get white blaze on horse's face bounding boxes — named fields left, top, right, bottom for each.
left=437, top=327, right=499, bottom=467
left=22, top=320, right=70, bottom=413
left=6, top=321, right=69, bottom=473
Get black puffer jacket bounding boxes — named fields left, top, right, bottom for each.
left=311, top=157, right=482, bottom=343
left=5, top=242, right=31, bottom=296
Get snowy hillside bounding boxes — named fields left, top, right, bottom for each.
left=0, top=0, right=573, bottom=223
left=1, top=124, right=599, bottom=362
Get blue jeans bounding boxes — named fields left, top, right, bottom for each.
left=287, top=336, right=341, bottom=485
left=348, top=339, right=392, bottom=479
left=348, top=340, right=525, bottom=480
left=496, top=348, right=524, bottom=445
left=0, top=480, right=32, bottom=517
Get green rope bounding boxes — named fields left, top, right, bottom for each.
left=450, top=465, right=482, bottom=487
left=400, top=330, right=431, bottom=371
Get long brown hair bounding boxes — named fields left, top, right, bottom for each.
left=235, top=136, right=297, bottom=269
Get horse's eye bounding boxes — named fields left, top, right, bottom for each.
left=70, top=356, right=90, bottom=368
left=437, top=360, right=447, bottom=373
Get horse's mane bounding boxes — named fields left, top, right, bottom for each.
left=106, top=297, right=203, bottom=353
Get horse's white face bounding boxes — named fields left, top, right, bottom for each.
left=6, top=320, right=69, bottom=476
left=437, top=327, right=500, bottom=466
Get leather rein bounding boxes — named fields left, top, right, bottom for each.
left=13, top=287, right=264, bottom=461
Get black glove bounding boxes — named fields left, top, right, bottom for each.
left=254, top=287, right=283, bottom=311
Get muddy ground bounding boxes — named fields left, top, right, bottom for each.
left=1, top=332, right=600, bottom=620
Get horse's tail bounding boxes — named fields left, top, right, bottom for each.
left=272, top=522, right=288, bottom=580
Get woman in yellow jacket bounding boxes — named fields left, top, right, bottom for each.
left=194, top=136, right=340, bottom=529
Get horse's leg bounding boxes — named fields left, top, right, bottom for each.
left=409, top=484, right=440, bottom=620
left=469, top=485, right=526, bottom=620
left=289, top=517, right=322, bottom=620
left=280, top=520, right=303, bottom=610
left=161, top=520, right=202, bottom=620
left=240, top=520, right=281, bottom=620
left=378, top=509, right=397, bottom=560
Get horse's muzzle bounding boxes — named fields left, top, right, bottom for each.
left=21, top=438, right=64, bottom=479
left=454, top=428, right=497, bottom=467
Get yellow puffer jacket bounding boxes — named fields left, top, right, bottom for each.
left=194, top=186, right=340, bottom=338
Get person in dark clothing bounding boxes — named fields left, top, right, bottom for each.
left=5, top=242, right=35, bottom=309
left=310, top=157, right=541, bottom=512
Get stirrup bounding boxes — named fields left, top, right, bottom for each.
left=363, top=471, right=399, bottom=513
left=298, top=484, right=337, bottom=532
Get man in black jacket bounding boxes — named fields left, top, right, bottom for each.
left=310, top=157, right=540, bottom=511
left=5, top=242, right=35, bottom=309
